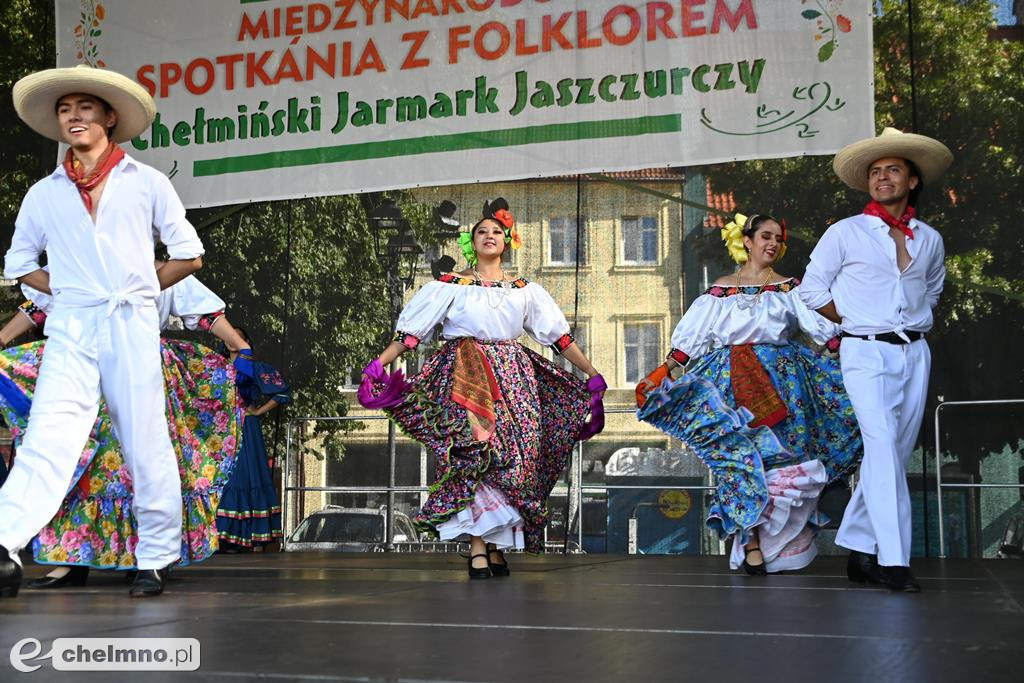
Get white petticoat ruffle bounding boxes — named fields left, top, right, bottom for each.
left=435, top=483, right=525, bottom=550
left=729, top=459, right=829, bottom=572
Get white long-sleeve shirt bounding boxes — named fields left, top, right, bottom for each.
left=4, top=154, right=204, bottom=309
left=799, top=213, right=945, bottom=336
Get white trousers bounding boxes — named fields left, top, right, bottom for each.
left=836, top=337, right=930, bottom=567
left=0, top=302, right=181, bottom=570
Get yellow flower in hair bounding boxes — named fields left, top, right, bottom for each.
left=721, top=213, right=749, bottom=265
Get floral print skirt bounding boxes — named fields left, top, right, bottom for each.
left=638, top=342, right=862, bottom=541
left=383, top=339, right=590, bottom=553
left=0, top=339, right=244, bottom=569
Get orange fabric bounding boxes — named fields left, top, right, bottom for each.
left=451, top=339, right=502, bottom=441
left=63, top=141, right=124, bottom=214
left=636, top=363, right=670, bottom=408
left=729, top=345, right=788, bottom=428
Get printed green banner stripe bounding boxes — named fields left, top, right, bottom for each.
left=192, top=115, right=682, bottom=177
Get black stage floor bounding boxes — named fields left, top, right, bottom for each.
left=2, top=553, right=1022, bottom=682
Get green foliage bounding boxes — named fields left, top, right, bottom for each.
left=174, top=196, right=406, bottom=462
left=0, top=0, right=55, bottom=245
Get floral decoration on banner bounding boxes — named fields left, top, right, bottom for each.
left=74, top=0, right=107, bottom=67
left=801, top=0, right=853, bottom=63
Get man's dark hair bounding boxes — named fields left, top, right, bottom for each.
left=905, top=158, right=923, bottom=208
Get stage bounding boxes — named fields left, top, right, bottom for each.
left=2, top=553, right=1022, bottom=682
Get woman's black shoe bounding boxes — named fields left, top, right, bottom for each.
left=28, top=566, right=90, bottom=589
left=468, top=554, right=491, bottom=579
left=487, top=549, right=510, bottom=577
left=742, top=546, right=767, bottom=576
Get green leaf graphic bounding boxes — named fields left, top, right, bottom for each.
left=818, top=41, right=835, bottom=62
left=802, top=10, right=822, bottom=19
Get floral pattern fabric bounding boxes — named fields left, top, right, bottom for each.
left=379, top=339, right=590, bottom=553
left=0, top=339, right=244, bottom=569
left=638, top=341, right=861, bottom=541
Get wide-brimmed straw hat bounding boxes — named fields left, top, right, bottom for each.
left=833, top=127, right=953, bottom=192
left=12, top=64, right=156, bottom=143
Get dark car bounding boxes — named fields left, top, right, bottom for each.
left=286, top=506, right=420, bottom=552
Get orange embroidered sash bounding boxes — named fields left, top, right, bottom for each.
left=729, top=344, right=788, bottom=428
left=451, top=339, right=502, bottom=441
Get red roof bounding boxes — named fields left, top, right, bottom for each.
left=704, top=179, right=736, bottom=229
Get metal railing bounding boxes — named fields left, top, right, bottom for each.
left=933, top=398, right=1024, bottom=558
left=283, top=407, right=717, bottom=554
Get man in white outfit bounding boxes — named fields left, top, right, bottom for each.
left=800, top=128, right=952, bottom=592
left=0, top=65, right=204, bottom=598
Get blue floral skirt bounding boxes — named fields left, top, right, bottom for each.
left=638, top=342, right=862, bottom=540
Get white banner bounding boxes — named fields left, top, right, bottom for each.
left=55, top=0, right=874, bottom=207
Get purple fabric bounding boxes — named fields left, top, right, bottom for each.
left=578, top=374, right=607, bottom=441
left=357, top=359, right=411, bottom=409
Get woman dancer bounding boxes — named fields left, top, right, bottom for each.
left=215, top=328, right=290, bottom=551
left=359, top=198, right=605, bottom=578
left=0, top=271, right=247, bottom=586
left=636, top=214, right=861, bottom=574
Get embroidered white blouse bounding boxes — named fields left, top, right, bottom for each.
left=394, top=274, right=574, bottom=353
left=668, top=279, right=840, bottom=363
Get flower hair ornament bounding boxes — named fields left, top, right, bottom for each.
left=720, top=213, right=787, bottom=265
left=457, top=197, right=522, bottom=266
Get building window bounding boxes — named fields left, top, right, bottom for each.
left=621, top=216, right=658, bottom=264
left=548, top=217, right=586, bottom=265
left=623, top=323, right=660, bottom=383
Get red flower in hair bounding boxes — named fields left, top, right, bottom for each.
left=780, top=218, right=788, bottom=242
left=493, top=208, right=514, bottom=228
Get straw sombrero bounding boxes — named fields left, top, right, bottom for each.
left=833, top=127, right=953, bottom=192
left=12, top=65, right=155, bottom=143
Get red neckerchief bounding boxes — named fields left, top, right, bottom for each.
left=863, top=199, right=916, bottom=240
left=63, top=141, right=124, bottom=214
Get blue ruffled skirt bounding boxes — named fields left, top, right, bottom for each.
left=638, top=342, right=862, bottom=541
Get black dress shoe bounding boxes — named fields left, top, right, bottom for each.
left=883, top=566, right=921, bottom=593
left=467, top=554, right=491, bottom=579
left=847, top=550, right=886, bottom=585
left=1, top=545, right=22, bottom=598
left=28, top=565, right=90, bottom=589
left=487, top=549, right=510, bottom=577
left=129, top=569, right=167, bottom=598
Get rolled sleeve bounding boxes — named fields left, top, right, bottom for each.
left=151, top=172, right=203, bottom=260
left=925, top=238, right=946, bottom=310
left=799, top=225, right=844, bottom=311
left=4, top=196, right=46, bottom=280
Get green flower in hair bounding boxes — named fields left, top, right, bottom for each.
left=457, top=229, right=477, bottom=266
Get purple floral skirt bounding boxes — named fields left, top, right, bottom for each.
left=385, top=339, right=589, bottom=553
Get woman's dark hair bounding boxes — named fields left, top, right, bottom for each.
left=742, top=214, right=780, bottom=239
